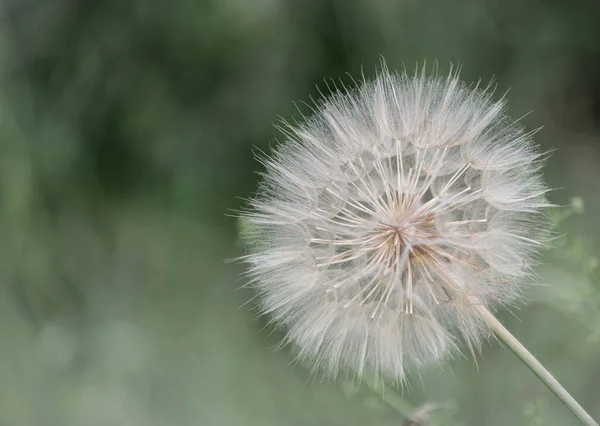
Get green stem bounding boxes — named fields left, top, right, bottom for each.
left=475, top=304, right=598, bottom=426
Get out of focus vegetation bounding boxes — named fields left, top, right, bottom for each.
left=0, top=1, right=599, bottom=425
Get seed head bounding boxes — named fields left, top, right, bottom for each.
left=239, top=64, right=550, bottom=384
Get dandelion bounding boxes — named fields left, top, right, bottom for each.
left=238, top=63, right=597, bottom=425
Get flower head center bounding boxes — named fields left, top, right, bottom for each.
left=371, top=211, right=438, bottom=273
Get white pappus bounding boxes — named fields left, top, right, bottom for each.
left=238, top=62, right=551, bottom=385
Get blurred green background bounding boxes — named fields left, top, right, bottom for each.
left=0, top=1, right=599, bottom=425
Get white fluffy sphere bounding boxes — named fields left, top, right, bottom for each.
left=239, top=64, right=550, bottom=384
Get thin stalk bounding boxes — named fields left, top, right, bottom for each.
left=475, top=304, right=598, bottom=426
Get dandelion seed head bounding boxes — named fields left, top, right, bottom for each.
left=239, top=63, right=551, bottom=384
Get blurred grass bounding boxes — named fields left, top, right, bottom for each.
left=0, top=0, right=599, bottom=425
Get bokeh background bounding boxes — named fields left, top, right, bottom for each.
left=1, top=1, right=599, bottom=425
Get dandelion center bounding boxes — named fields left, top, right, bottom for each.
left=317, top=158, right=464, bottom=319
left=368, top=201, right=437, bottom=269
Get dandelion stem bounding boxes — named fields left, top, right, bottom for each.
left=475, top=304, right=598, bottom=426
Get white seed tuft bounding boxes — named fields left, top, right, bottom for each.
left=238, top=63, right=551, bottom=384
